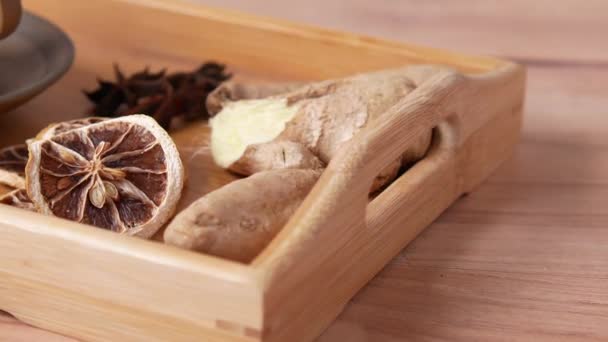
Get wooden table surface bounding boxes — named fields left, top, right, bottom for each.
left=2, top=1, right=608, bottom=341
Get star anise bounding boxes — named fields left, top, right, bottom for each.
left=84, top=62, right=231, bottom=130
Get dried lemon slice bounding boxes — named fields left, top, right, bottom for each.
left=0, top=144, right=28, bottom=189
left=35, top=117, right=108, bottom=140
left=26, top=115, right=184, bottom=238
left=0, top=119, right=102, bottom=197
left=0, top=189, right=35, bottom=211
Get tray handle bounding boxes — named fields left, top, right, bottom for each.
left=253, top=63, right=524, bottom=310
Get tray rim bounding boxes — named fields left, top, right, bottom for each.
left=124, top=0, right=506, bottom=74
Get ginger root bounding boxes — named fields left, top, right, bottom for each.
left=209, top=68, right=431, bottom=192
left=165, top=67, right=434, bottom=262
left=164, top=169, right=321, bottom=262
left=206, top=80, right=305, bottom=116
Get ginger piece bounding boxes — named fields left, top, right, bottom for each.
left=209, top=67, right=432, bottom=192
left=164, top=168, right=321, bottom=262
left=206, top=80, right=305, bottom=116
left=229, top=140, right=324, bottom=175
left=167, top=67, right=434, bottom=262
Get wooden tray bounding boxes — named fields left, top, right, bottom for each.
left=0, top=0, right=525, bottom=341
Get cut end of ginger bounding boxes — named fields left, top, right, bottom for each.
left=210, top=98, right=298, bottom=168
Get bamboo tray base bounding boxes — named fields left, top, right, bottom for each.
left=0, top=0, right=525, bottom=341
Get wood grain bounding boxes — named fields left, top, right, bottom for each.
left=2, top=1, right=607, bottom=342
